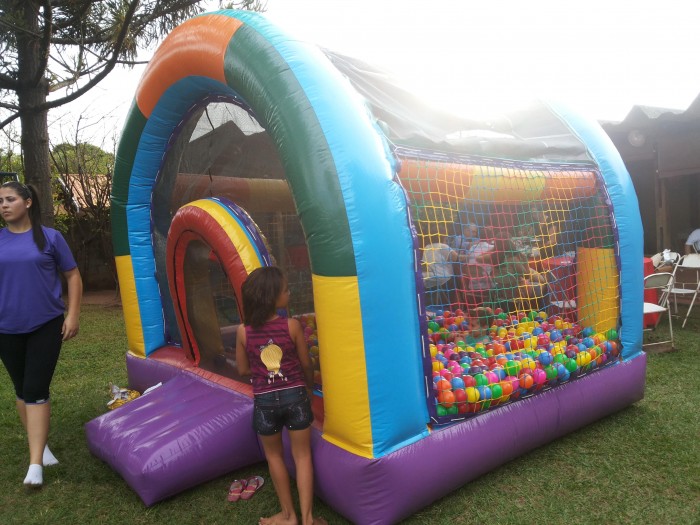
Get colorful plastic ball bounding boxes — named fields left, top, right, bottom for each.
left=436, top=379, right=452, bottom=392
left=582, top=337, right=595, bottom=348
left=606, top=328, right=618, bottom=341
left=436, top=404, right=448, bottom=416
left=465, top=386, right=480, bottom=403
left=565, top=358, right=578, bottom=373
left=519, top=373, right=534, bottom=389
left=538, top=351, right=553, bottom=366
left=500, top=380, right=513, bottom=399
left=428, top=321, right=440, bottom=332
left=451, top=377, right=465, bottom=390
left=473, top=373, right=489, bottom=387
left=492, top=367, right=506, bottom=381
left=438, top=390, right=455, bottom=408
left=432, top=360, right=443, bottom=372
left=484, top=371, right=499, bottom=384
left=555, top=362, right=567, bottom=379
left=463, top=375, right=476, bottom=388
left=490, top=383, right=503, bottom=403
left=504, top=360, right=521, bottom=376
left=581, top=326, right=594, bottom=337
left=476, top=385, right=492, bottom=400
left=544, top=365, right=558, bottom=381
left=532, top=368, right=547, bottom=386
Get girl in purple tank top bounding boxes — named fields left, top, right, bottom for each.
left=236, top=267, right=326, bottom=525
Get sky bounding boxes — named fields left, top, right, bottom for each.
left=46, top=0, right=700, bottom=149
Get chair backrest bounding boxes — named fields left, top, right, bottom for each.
left=679, top=253, right=700, bottom=269
left=644, top=272, right=673, bottom=291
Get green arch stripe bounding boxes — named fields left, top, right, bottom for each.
left=112, top=101, right=147, bottom=257
left=224, top=24, right=356, bottom=277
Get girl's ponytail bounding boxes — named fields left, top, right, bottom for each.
left=26, top=184, right=46, bottom=251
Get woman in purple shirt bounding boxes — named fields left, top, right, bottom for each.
left=0, top=181, right=83, bottom=487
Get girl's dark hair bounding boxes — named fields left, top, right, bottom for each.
left=241, top=266, right=286, bottom=329
left=1, top=181, right=45, bottom=251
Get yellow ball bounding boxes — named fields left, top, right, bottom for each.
left=430, top=344, right=437, bottom=358
left=432, top=360, right=444, bottom=372
left=466, top=387, right=480, bottom=403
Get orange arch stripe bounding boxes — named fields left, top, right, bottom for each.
left=136, top=14, right=243, bottom=117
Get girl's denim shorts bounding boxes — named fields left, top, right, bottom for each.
left=253, top=386, right=313, bottom=436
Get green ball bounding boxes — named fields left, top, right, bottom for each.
left=474, top=373, right=489, bottom=386
left=565, top=358, right=578, bottom=373
left=606, top=328, right=618, bottom=340
left=447, top=406, right=459, bottom=415
left=491, top=384, right=503, bottom=400
left=436, top=404, right=448, bottom=416
left=428, top=321, right=440, bottom=332
left=554, top=354, right=567, bottom=365
left=545, top=365, right=557, bottom=380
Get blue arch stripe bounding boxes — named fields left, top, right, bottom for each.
left=210, top=197, right=272, bottom=266
left=129, top=76, right=238, bottom=354
left=546, top=101, right=644, bottom=359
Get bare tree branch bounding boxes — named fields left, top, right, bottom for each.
left=35, top=0, right=141, bottom=113
left=0, top=112, right=21, bottom=130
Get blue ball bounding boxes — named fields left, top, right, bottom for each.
left=451, top=377, right=465, bottom=389
left=582, top=327, right=594, bottom=337
left=532, top=327, right=544, bottom=336
left=538, top=352, right=553, bottom=366
left=476, top=386, right=492, bottom=400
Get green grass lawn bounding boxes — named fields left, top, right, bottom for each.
left=1, top=304, right=698, bottom=525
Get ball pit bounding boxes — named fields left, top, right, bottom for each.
left=427, top=309, right=620, bottom=417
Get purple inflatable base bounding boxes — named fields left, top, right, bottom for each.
left=301, top=355, right=646, bottom=525
left=93, top=352, right=645, bottom=523
left=84, top=371, right=264, bottom=506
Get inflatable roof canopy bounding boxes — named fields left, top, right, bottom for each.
left=104, top=9, right=646, bottom=523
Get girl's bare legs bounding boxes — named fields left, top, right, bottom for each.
left=18, top=401, right=51, bottom=485
left=289, top=428, right=326, bottom=525
left=260, top=433, right=297, bottom=525
left=16, top=399, right=58, bottom=467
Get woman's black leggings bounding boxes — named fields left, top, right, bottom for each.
left=0, top=315, right=63, bottom=404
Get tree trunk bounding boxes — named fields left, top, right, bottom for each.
left=16, top=0, right=54, bottom=227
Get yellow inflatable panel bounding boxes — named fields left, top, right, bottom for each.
left=312, top=274, right=373, bottom=458
left=466, top=165, right=546, bottom=202
left=115, top=255, right=146, bottom=357
left=190, top=199, right=262, bottom=274
left=577, top=247, right=620, bottom=332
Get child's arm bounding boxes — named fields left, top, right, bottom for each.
left=289, top=318, right=314, bottom=392
left=235, top=324, right=251, bottom=377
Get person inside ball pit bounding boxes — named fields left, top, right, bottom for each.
left=479, top=237, right=547, bottom=314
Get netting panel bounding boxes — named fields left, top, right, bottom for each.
left=397, top=153, right=621, bottom=420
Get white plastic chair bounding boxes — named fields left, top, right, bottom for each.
left=666, top=254, right=700, bottom=328
left=643, top=272, right=674, bottom=351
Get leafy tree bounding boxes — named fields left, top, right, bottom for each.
left=0, top=0, right=265, bottom=225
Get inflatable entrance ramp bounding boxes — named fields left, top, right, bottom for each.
left=85, top=372, right=264, bottom=505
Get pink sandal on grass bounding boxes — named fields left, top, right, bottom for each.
left=240, top=475, right=264, bottom=500
left=227, top=479, right=247, bottom=502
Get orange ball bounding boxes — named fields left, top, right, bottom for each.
left=438, top=390, right=455, bottom=408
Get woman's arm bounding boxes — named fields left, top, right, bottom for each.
left=289, top=319, right=314, bottom=392
left=62, top=267, right=83, bottom=341
left=235, top=324, right=250, bottom=376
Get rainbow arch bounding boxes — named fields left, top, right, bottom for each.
left=112, top=10, right=426, bottom=459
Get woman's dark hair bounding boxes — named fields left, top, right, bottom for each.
left=1, top=181, right=45, bottom=251
left=241, top=266, right=286, bottom=329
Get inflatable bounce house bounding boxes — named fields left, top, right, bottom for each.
left=85, top=10, right=646, bottom=524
